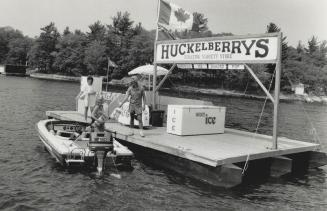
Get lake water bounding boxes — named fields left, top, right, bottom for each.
left=0, top=76, right=326, bottom=210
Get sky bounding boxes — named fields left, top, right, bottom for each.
left=0, top=0, right=326, bottom=47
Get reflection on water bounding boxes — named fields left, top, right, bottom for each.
left=0, top=76, right=326, bottom=210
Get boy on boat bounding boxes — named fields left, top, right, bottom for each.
left=91, top=97, right=106, bottom=132
left=76, top=76, right=97, bottom=122
left=119, top=75, right=146, bottom=137
left=91, top=97, right=112, bottom=142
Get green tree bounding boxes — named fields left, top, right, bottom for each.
left=124, top=29, right=154, bottom=74
left=28, top=22, right=60, bottom=72
left=53, top=32, right=88, bottom=75
left=307, top=36, right=319, bottom=54
left=87, top=21, right=106, bottom=41
left=0, top=26, right=24, bottom=63
left=6, top=36, right=33, bottom=65
left=266, top=23, right=288, bottom=63
left=304, top=37, right=327, bottom=67
left=296, top=41, right=305, bottom=54
left=265, top=23, right=289, bottom=90
left=63, top=26, right=71, bottom=35
left=106, top=12, right=141, bottom=77
left=318, top=40, right=327, bottom=66
left=110, top=12, right=134, bottom=37
left=84, top=40, right=107, bottom=75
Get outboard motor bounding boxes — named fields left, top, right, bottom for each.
left=88, top=131, right=113, bottom=175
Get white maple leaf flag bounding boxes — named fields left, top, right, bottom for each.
left=158, top=0, right=195, bottom=31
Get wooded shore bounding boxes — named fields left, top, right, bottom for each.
left=30, top=72, right=327, bottom=104
left=28, top=72, right=327, bottom=104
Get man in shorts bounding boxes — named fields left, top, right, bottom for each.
left=119, top=76, right=146, bottom=137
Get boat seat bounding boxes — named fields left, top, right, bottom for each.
left=56, top=130, right=78, bottom=138
left=75, top=132, right=91, bottom=142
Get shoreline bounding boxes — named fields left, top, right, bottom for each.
left=164, top=85, right=301, bottom=102
left=29, top=72, right=80, bottom=82
left=28, top=73, right=327, bottom=104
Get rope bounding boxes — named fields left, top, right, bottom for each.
left=254, top=69, right=276, bottom=135
left=241, top=68, right=276, bottom=175
left=284, top=73, right=322, bottom=151
left=243, top=79, right=250, bottom=95
left=242, top=154, right=250, bottom=175
left=298, top=97, right=322, bottom=150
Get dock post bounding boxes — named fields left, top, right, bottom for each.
left=272, top=32, right=282, bottom=149
left=153, top=63, right=157, bottom=109
left=152, top=0, right=160, bottom=110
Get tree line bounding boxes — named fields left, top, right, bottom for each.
left=0, top=12, right=326, bottom=94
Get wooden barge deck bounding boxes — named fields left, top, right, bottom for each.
left=46, top=110, right=326, bottom=187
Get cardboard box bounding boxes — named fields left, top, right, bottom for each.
left=167, top=105, right=225, bottom=136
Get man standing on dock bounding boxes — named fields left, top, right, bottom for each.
left=119, top=76, right=146, bottom=137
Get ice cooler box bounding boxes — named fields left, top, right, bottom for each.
left=167, top=105, right=226, bottom=136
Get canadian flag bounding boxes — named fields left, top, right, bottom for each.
left=158, top=0, right=197, bottom=31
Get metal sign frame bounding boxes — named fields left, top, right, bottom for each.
left=152, top=32, right=282, bottom=150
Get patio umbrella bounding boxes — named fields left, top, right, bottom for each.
left=128, top=64, right=169, bottom=76
left=128, top=64, right=169, bottom=90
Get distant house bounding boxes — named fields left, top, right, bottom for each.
left=292, top=83, right=305, bottom=95
left=0, top=65, right=4, bottom=74
left=0, top=64, right=27, bottom=76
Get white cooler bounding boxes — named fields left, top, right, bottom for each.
left=167, top=105, right=226, bottom=136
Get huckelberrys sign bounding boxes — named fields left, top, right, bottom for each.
left=156, top=33, right=279, bottom=64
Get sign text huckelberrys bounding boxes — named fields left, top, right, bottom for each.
left=156, top=35, right=279, bottom=64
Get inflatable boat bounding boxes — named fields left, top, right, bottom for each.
left=36, top=119, right=133, bottom=174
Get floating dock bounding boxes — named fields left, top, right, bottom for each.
left=46, top=110, right=327, bottom=187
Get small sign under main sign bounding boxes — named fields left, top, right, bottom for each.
left=177, top=64, right=193, bottom=69
left=208, top=64, right=227, bottom=69
left=193, top=64, right=208, bottom=69
left=228, top=64, right=245, bottom=70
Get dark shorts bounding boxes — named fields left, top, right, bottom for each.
left=129, top=104, right=142, bottom=116
left=93, top=122, right=105, bottom=132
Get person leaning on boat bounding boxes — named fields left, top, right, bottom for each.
left=91, top=97, right=106, bottom=132
left=119, top=75, right=146, bottom=137
left=76, top=76, right=96, bottom=121
left=91, top=97, right=112, bottom=141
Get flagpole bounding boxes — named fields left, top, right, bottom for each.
left=152, top=0, right=160, bottom=110
left=106, top=57, right=110, bottom=92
